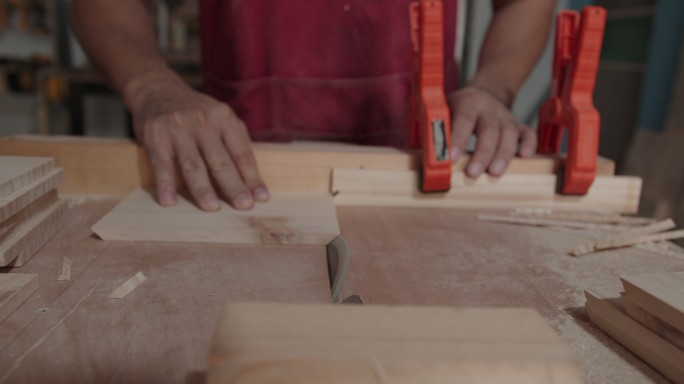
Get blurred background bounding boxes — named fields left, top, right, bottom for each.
left=0, top=0, right=682, bottom=222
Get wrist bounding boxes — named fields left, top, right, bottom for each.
left=122, top=67, right=188, bottom=113
left=465, top=77, right=516, bottom=108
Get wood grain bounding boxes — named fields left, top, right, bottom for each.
left=622, top=293, right=684, bottom=350
left=585, top=287, right=684, bottom=384
left=0, top=190, right=58, bottom=243
left=92, top=188, right=340, bottom=246
left=0, top=157, right=54, bottom=198
left=0, top=273, right=38, bottom=324
left=0, top=168, right=63, bottom=223
left=1, top=198, right=70, bottom=267
left=332, top=168, right=642, bottom=213
left=207, top=302, right=581, bottom=384
left=0, top=135, right=616, bottom=196
left=621, top=272, right=684, bottom=335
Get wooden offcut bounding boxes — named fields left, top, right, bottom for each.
left=109, top=272, right=146, bottom=299
left=92, top=188, right=340, bottom=246
left=0, top=156, right=55, bottom=197
left=585, top=287, right=684, bottom=384
left=332, top=168, right=642, bottom=213
left=207, top=302, right=581, bottom=384
left=571, top=219, right=678, bottom=256
left=0, top=273, right=38, bottom=324
left=621, top=272, right=684, bottom=335
left=0, top=167, right=64, bottom=223
left=622, top=293, right=684, bottom=350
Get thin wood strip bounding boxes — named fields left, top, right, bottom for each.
left=109, top=271, right=146, bottom=299
left=571, top=219, right=677, bottom=256
left=0, top=273, right=39, bottom=324
left=332, top=169, right=641, bottom=214
left=477, top=213, right=620, bottom=230
left=0, top=190, right=58, bottom=243
left=0, top=157, right=54, bottom=198
left=572, top=229, right=684, bottom=257
left=0, top=168, right=64, bottom=223
left=510, top=209, right=656, bottom=226
left=57, top=257, right=72, bottom=281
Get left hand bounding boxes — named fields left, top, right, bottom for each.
left=448, top=86, right=537, bottom=177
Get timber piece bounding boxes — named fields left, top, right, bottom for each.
left=572, top=229, right=684, bottom=257
left=0, top=157, right=54, bottom=197
left=57, top=256, right=71, bottom=281
left=621, top=272, right=684, bottom=335
left=0, top=199, right=70, bottom=267
left=571, top=219, right=677, bottom=256
left=510, top=209, right=656, bottom=226
left=585, top=287, right=684, bottom=384
left=332, top=168, right=641, bottom=214
left=92, top=188, right=340, bottom=245
left=0, top=273, right=38, bottom=324
left=0, top=189, right=58, bottom=242
left=207, top=302, right=581, bottom=384
left=0, top=135, right=616, bottom=196
left=109, top=272, right=146, bottom=299
left=477, top=213, right=621, bottom=230
left=0, top=168, right=63, bottom=223
left=622, top=293, right=684, bottom=350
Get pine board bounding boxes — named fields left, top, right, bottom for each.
left=0, top=198, right=70, bottom=267
left=332, top=168, right=642, bottom=213
left=621, top=272, right=684, bottom=335
left=0, top=168, right=64, bottom=223
left=0, top=273, right=38, bottom=324
left=92, top=188, right=340, bottom=245
left=0, top=157, right=54, bottom=198
left=207, top=303, right=581, bottom=384
left=585, top=287, right=684, bottom=384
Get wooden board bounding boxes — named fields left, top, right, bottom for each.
left=585, top=287, right=684, bottom=384
left=92, top=188, right=339, bottom=245
left=207, top=302, right=581, bottom=384
left=1, top=198, right=69, bottom=267
left=332, top=168, right=642, bottom=213
left=0, top=168, right=63, bottom=223
left=621, top=272, right=684, bottom=335
left=0, top=135, right=616, bottom=196
left=0, top=190, right=58, bottom=242
left=0, top=157, right=54, bottom=198
left=622, top=293, right=684, bottom=350
left=0, top=273, right=38, bottom=324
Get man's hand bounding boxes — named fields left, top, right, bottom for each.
left=127, top=74, right=269, bottom=211
left=448, top=86, right=537, bottom=178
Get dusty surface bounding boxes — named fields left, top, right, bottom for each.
left=337, top=206, right=684, bottom=384
left=0, top=198, right=330, bottom=384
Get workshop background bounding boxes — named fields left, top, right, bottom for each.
left=0, top=0, right=682, bottom=223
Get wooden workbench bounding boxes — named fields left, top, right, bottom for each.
left=1, top=135, right=683, bottom=383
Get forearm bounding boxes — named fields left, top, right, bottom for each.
left=69, top=0, right=184, bottom=109
left=470, top=0, right=556, bottom=106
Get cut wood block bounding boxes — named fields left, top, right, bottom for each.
left=0, top=168, right=64, bottom=223
left=0, top=135, right=617, bottom=196
left=622, top=293, right=684, bottom=350
left=0, top=198, right=70, bottom=267
left=207, top=303, right=581, bottom=384
left=92, top=188, right=340, bottom=246
left=621, top=272, right=684, bottom=335
left=0, top=189, right=58, bottom=242
left=585, top=287, right=684, bottom=384
left=0, top=156, right=54, bottom=198
left=332, top=169, right=642, bottom=214
left=0, top=273, right=38, bottom=324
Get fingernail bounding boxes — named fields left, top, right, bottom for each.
left=490, top=159, right=507, bottom=175
left=233, top=193, right=253, bottom=210
left=253, top=186, right=270, bottom=202
left=467, top=162, right=484, bottom=177
left=159, top=191, right=175, bottom=206
left=202, top=193, right=221, bottom=211
left=450, top=147, right=461, bottom=161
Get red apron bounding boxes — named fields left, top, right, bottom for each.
left=200, top=0, right=458, bottom=147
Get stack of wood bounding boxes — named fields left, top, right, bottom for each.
left=0, top=156, right=67, bottom=267
left=586, top=272, right=684, bottom=383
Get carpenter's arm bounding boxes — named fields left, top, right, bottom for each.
left=70, top=0, right=269, bottom=211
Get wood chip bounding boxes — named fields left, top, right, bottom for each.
left=57, top=257, right=71, bottom=281
left=109, top=272, right=146, bottom=299
left=572, top=226, right=684, bottom=257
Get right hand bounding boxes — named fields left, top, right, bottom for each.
left=125, top=73, right=269, bottom=211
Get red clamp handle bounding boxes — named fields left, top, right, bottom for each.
left=409, top=0, right=452, bottom=193
left=537, top=6, right=606, bottom=195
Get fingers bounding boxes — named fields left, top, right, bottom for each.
left=488, top=123, right=519, bottom=176
left=146, top=130, right=177, bottom=207
left=518, top=124, right=537, bottom=157
left=467, top=116, right=500, bottom=178
left=450, top=97, right=477, bottom=161
left=173, top=130, right=221, bottom=212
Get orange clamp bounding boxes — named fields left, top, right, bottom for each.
left=537, top=6, right=607, bottom=195
left=409, top=0, right=452, bottom=193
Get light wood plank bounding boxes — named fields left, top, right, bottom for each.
left=622, top=293, right=684, bottom=350
left=0, top=198, right=70, bottom=267
left=621, top=272, right=684, bottom=335
left=92, top=188, right=340, bottom=246
left=0, top=190, right=58, bottom=242
left=0, top=168, right=63, bottom=223
left=207, top=302, right=581, bottom=384
left=332, top=169, right=641, bottom=213
left=0, top=273, right=38, bottom=324
left=0, top=157, right=54, bottom=198
left=585, top=287, right=684, bottom=384
left=0, top=135, right=616, bottom=196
